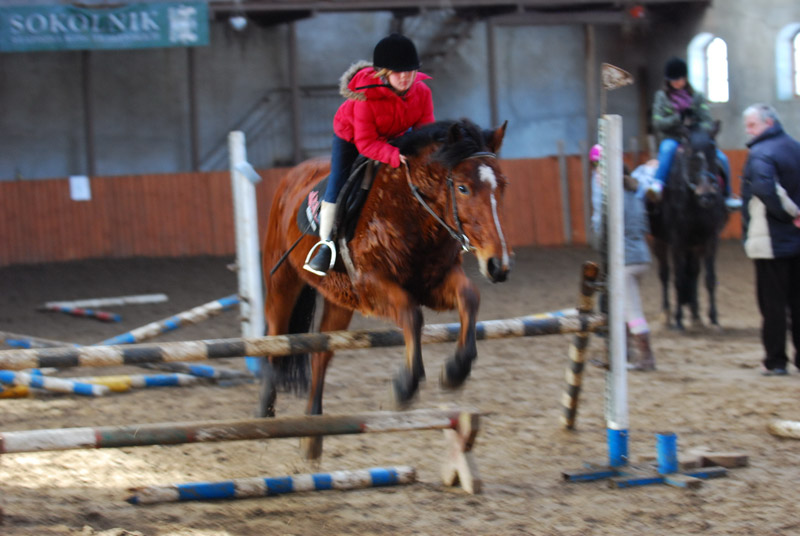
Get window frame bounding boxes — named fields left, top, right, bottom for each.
left=688, top=32, right=729, bottom=103
left=776, top=23, right=800, bottom=101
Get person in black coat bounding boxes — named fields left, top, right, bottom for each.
left=741, top=103, right=800, bottom=375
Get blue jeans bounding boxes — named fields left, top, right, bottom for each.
left=324, top=135, right=360, bottom=203
left=655, top=138, right=731, bottom=195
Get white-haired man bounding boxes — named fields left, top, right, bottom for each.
left=741, top=103, right=800, bottom=376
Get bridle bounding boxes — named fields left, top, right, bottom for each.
left=404, top=151, right=497, bottom=252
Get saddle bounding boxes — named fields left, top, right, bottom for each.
left=296, top=156, right=380, bottom=243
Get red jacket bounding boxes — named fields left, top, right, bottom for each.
left=333, top=63, right=435, bottom=168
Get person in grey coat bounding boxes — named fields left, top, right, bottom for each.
left=622, top=166, right=656, bottom=371
left=741, top=103, right=800, bottom=376
left=590, top=148, right=656, bottom=370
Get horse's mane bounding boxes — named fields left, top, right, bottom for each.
left=395, top=119, right=491, bottom=168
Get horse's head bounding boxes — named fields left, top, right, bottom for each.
left=399, top=119, right=514, bottom=283
left=677, top=126, right=722, bottom=209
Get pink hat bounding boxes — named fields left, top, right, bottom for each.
left=589, top=144, right=603, bottom=163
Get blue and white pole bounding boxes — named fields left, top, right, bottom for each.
left=599, top=114, right=629, bottom=467
left=127, top=466, right=416, bottom=505
left=0, top=370, right=109, bottom=397
left=96, top=295, right=239, bottom=346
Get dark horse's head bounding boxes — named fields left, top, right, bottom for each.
left=396, top=119, right=513, bottom=283
left=674, top=121, right=723, bottom=210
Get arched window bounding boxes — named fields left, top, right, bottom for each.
left=688, top=33, right=729, bottom=103
left=795, top=32, right=800, bottom=96
left=776, top=23, right=800, bottom=100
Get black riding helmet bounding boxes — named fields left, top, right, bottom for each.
left=373, top=33, right=421, bottom=72
left=664, top=57, right=688, bottom=80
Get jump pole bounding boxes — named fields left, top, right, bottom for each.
left=229, top=131, right=264, bottom=375
left=43, top=294, right=168, bottom=309
left=0, top=312, right=606, bottom=371
left=1, top=408, right=482, bottom=495
left=127, top=466, right=416, bottom=504
left=95, top=295, right=240, bottom=346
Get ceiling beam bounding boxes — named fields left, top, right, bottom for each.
left=209, top=1, right=710, bottom=16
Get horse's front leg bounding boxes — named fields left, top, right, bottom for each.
left=704, top=244, right=719, bottom=327
left=427, top=266, right=480, bottom=390
left=671, top=246, right=687, bottom=331
left=653, top=239, right=671, bottom=327
left=687, top=251, right=703, bottom=328
left=361, top=275, right=425, bottom=408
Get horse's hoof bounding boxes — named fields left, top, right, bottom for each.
left=257, top=386, right=276, bottom=417
left=689, top=317, right=705, bottom=330
left=256, top=404, right=275, bottom=418
left=392, top=368, right=419, bottom=408
left=439, top=357, right=471, bottom=390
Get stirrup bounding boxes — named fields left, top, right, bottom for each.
left=725, top=196, right=743, bottom=211
left=303, top=239, right=337, bottom=276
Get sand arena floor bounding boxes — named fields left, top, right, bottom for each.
left=1, top=241, right=799, bottom=536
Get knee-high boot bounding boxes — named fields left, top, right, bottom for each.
left=303, top=201, right=337, bottom=276
left=628, top=332, right=656, bottom=371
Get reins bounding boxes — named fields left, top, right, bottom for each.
left=404, top=151, right=497, bottom=252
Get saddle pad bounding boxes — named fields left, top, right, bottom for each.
left=296, top=178, right=327, bottom=238
left=296, top=157, right=378, bottom=241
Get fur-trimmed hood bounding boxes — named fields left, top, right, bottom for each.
left=338, top=60, right=431, bottom=102
left=339, top=60, right=373, bottom=101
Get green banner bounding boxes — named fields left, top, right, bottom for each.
left=0, top=2, right=209, bottom=52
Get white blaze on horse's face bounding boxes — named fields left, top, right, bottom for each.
left=476, top=164, right=511, bottom=280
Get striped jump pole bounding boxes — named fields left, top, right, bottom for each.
left=0, top=370, right=109, bottom=397
left=561, top=261, right=602, bottom=429
left=138, top=362, right=253, bottom=380
left=44, top=293, right=168, bottom=309
left=0, top=312, right=606, bottom=372
left=127, top=466, right=416, bottom=505
left=1, top=331, right=78, bottom=349
left=39, top=305, right=122, bottom=323
left=0, top=408, right=470, bottom=453
left=96, top=294, right=239, bottom=346
left=66, top=373, right=202, bottom=392
left=0, top=384, right=31, bottom=398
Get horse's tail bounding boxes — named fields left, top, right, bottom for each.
left=273, top=284, right=317, bottom=395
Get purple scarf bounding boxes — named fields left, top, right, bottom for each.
left=669, top=88, right=693, bottom=112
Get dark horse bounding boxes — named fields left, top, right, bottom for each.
left=260, top=119, right=513, bottom=458
left=648, top=122, right=728, bottom=330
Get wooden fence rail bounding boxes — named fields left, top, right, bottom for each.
left=0, top=152, right=746, bottom=267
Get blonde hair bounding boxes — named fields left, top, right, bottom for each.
left=373, top=67, right=391, bottom=79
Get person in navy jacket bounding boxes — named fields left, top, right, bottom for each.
left=741, top=103, right=800, bottom=375
left=304, top=34, right=435, bottom=276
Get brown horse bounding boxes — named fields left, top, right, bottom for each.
left=260, top=119, right=513, bottom=458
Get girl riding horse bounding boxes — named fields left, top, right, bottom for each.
left=304, top=33, right=435, bottom=276
left=647, top=57, right=741, bottom=211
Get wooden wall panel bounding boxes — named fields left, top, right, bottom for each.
left=498, top=159, right=539, bottom=247
left=566, top=155, right=589, bottom=246
left=721, top=149, right=748, bottom=240
left=0, top=152, right=752, bottom=267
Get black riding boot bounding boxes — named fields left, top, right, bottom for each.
left=304, top=241, right=334, bottom=276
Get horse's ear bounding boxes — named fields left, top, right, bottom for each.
left=486, top=121, right=508, bottom=154
left=448, top=122, right=465, bottom=143
left=710, top=119, right=721, bottom=139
